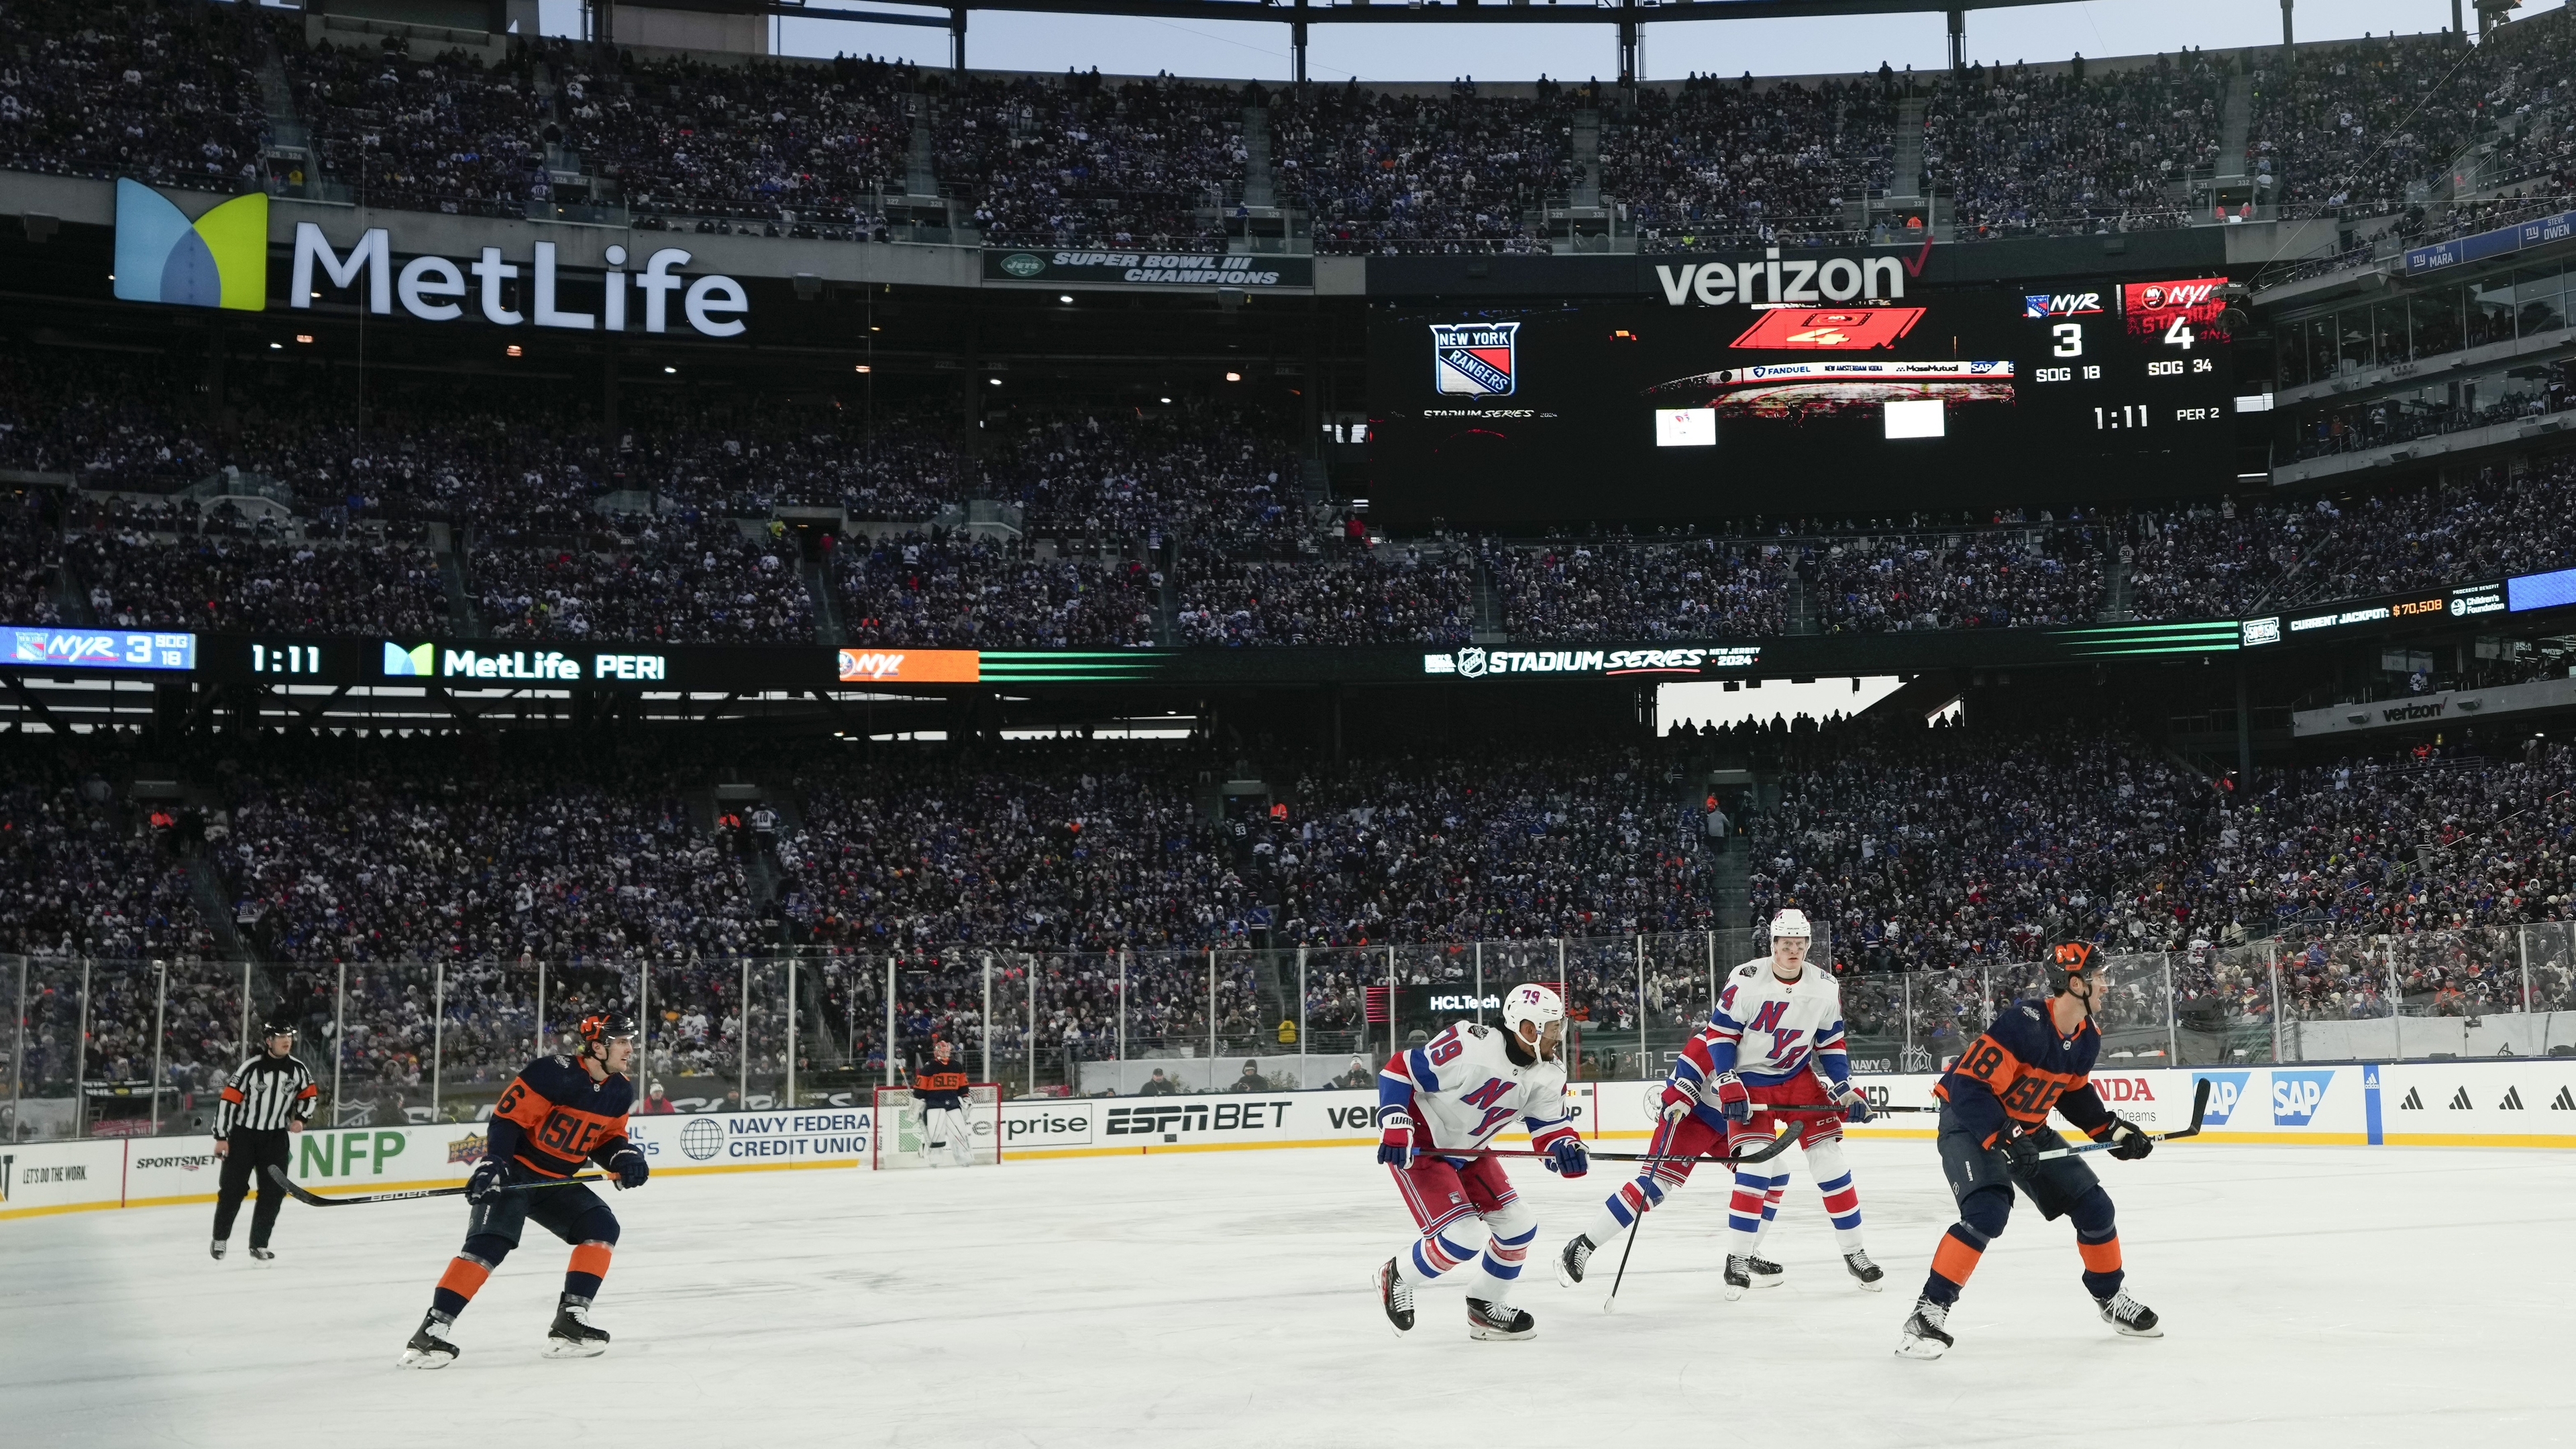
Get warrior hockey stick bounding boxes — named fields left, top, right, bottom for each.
left=2023, top=1077, right=2212, bottom=1161
left=266, top=1164, right=609, bottom=1208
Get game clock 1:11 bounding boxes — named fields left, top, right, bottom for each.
left=250, top=643, right=323, bottom=674
left=2094, top=404, right=2151, bottom=430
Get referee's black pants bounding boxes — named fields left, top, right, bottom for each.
left=213, top=1128, right=292, bottom=1248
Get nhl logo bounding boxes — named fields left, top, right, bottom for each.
left=1455, top=647, right=1488, bottom=679
left=1430, top=322, right=1520, bottom=397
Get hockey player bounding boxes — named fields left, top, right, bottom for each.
left=911, top=1036, right=976, bottom=1167
left=400, top=1012, right=651, bottom=1368
left=1896, top=940, right=2160, bottom=1359
left=1373, top=983, right=1585, bottom=1342
left=1558, top=908, right=1881, bottom=1297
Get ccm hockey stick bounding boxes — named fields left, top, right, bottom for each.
left=266, top=1164, right=609, bottom=1208
left=2023, top=1077, right=2212, bottom=1161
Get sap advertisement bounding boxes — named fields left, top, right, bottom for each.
left=1368, top=280, right=2237, bottom=527
left=113, top=179, right=753, bottom=337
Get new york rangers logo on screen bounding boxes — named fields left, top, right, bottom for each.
left=1430, top=322, right=1520, bottom=396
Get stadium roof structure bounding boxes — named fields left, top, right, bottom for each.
left=599, top=0, right=2320, bottom=87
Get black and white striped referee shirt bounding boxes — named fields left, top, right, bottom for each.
left=217, top=1054, right=319, bottom=1133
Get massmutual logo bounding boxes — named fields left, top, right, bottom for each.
left=383, top=641, right=435, bottom=677
left=113, top=179, right=266, bottom=311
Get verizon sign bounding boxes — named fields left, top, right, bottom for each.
left=1654, top=247, right=1911, bottom=307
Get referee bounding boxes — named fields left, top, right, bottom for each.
left=211, top=1016, right=317, bottom=1261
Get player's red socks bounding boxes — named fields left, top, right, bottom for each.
left=566, top=1240, right=614, bottom=1303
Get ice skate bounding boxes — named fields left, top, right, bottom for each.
left=1373, top=1258, right=1415, bottom=1336
left=543, top=1300, right=612, bottom=1358
left=1723, top=1254, right=1754, bottom=1300
left=399, top=1311, right=459, bottom=1370
left=1895, top=1296, right=1952, bottom=1359
left=1466, top=1297, right=1535, bottom=1342
left=1556, top=1234, right=1595, bottom=1287
left=2096, top=1289, right=2161, bottom=1338
left=208, top=1239, right=226, bottom=1262
left=1748, top=1254, right=1784, bottom=1287
left=1843, top=1250, right=1884, bottom=1291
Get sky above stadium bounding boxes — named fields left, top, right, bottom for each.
left=541, top=0, right=2557, bottom=84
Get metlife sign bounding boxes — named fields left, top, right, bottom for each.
left=289, top=223, right=751, bottom=337
left=380, top=642, right=669, bottom=684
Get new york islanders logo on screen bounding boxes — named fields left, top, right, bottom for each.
left=1430, top=322, right=1519, bottom=396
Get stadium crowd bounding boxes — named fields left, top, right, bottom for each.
left=15, top=0, right=2576, bottom=253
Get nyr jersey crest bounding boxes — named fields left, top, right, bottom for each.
left=1431, top=322, right=1520, bottom=396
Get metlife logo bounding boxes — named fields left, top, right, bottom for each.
left=289, top=223, right=751, bottom=337
left=380, top=644, right=669, bottom=684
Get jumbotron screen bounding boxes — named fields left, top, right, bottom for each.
left=1366, top=279, right=2237, bottom=527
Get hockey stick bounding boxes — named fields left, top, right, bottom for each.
left=1760, top=1104, right=1938, bottom=1115
left=2023, top=1077, right=2212, bottom=1161
left=1438, top=1130, right=1801, bottom=1167
left=265, top=1164, right=609, bottom=1208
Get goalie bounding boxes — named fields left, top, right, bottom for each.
left=909, top=1036, right=977, bottom=1167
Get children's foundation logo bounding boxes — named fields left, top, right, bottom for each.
left=113, top=179, right=268, bottom=311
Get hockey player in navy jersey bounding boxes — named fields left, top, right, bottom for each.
left=1558, top=908, right=1881, bottom=1297
left=1373, top=983, right=1585, bottom=1342
left=400, top=1012, right=649, bottom=1368
left=1896, top=940, right=2161, bottom=1358
left=910, top=1036, right=977, bottom=1167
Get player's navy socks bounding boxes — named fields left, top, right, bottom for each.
left=565, top=1241, right=614, bottom=1303
left=433, top=1254, right=493, bottom=1319
left=2076, top=1227, right=2123, bottom=1299
left=1924, top=1224, right=1986, bottom=1305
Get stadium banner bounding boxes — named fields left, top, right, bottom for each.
left=983, top=248, right=1313, bottom=290
left=15, top=1059, right=2576, bottom=1220
left=2294, top=674, right=2576, bottom=739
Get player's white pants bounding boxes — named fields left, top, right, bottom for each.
left=1394, top=1197, right=1538, bottom=1309
left=1729, top=1134, right=1863, bottom=1254
left=924, top=1106, right=976, bottom=1167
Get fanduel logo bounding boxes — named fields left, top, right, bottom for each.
left=290, top=223, right=749, bottom=337
left=114, top=179, right=266, bottom=311
left=2271, top=1069, right=2334, bottom=1126
left=1654, top=247, right=1910, bottom=306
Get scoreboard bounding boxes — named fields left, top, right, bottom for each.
left=1368, top=278, right=2239, bottom=529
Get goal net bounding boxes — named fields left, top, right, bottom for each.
left=872, top=1083, right=1003, bottom=1169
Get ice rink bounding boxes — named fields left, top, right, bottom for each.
left=4, top=1139, right=2571, bottom=1448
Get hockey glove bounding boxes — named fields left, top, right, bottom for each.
left=1377, top=1116, right=1417, bottom=1169
left=466, top=1159, right=511, bottom=1203
left=606, top=1143, right=650, bottom=1190
left=1833, top=1081, right=1873, bottom=1124
left=1711, top=1071, right=1753, bottom=1124
left=2103, top=1115, right=2154, bottom=1162
left=1542, top=1137, right=1589, bottom=1179
left=1656, top=1083, right=1697, bottom=1126
left=1997, top=1128, right=2045, bottom=1173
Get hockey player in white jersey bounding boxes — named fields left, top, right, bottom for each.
left=1558, top=908, right=1883, bottom=1297
left=1373, top=983, right=1587, bottom=1342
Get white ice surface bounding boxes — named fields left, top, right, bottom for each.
left=3, top=1140, right=2571, bottom=1448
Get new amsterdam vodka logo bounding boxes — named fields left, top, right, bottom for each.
left=113, top=179, right=266, bottom=311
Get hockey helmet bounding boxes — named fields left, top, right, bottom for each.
left=1501, top=983, right=1565, bottom=1058
left=2046, top=937, right=2107, bottom=992
left=259, top=1014, right=298, bottom=1039
left=1768, top=908, right=1813, bottom=941
left=576, top=1012, right=639, bottom=1056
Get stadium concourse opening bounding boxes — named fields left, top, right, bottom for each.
left=11, top=0, right=2576, bottom=1439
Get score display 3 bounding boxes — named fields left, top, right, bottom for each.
left=1368, top=276, right=2237, bottom=527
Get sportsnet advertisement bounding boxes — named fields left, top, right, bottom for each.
left=1366, top=283, right=2237, bottom=529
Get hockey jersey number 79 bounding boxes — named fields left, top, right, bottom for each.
left=1377, top=1022, right=1577, bottom=1159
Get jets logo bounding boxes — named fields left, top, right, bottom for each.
left=1430, top=323, right=1519, bottom=396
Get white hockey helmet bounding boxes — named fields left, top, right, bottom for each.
left=1501, top=983, right=1565, bottom=1040
left=1768, top=908, right=1813, bottom=941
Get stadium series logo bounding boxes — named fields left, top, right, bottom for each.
left=113, top=179, right=267, bottom=311
left=1430, top=322, right=1519, bottom=397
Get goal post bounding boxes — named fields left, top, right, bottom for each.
left=872, top=1083, right=1003, bottom=1169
